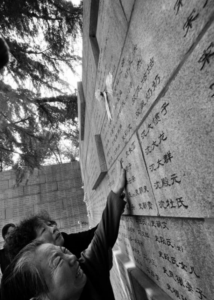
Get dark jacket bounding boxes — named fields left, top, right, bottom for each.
left=0, top=248, right=10, bottom=274
left=62, top=226, right=98, bottom=258
left=79, top=191, right=126, bottom=300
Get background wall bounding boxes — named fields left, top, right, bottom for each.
left=79, top=0, right=214, bottom=299
left=0, top=162, right=88, bottom=249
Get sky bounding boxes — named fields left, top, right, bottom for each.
left=64, top=0, right=83, bottom=92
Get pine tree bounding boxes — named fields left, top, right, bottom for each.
left=0, top=0, right=82, bottom=92
left=0, top=80, right=79, bottom=182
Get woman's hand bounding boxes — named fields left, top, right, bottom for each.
left=112, top=160, right=126, bottom=195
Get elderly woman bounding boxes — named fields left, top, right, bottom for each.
left=1, top=163, right=126, bottom=300
left=7, top=211, right=97, bottom=260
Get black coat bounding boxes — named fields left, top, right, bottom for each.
left=62, top=226, right=98, bottom=258
left=0, top=248, right=10, bottom=274
left=78, top=191, right=126, bottom=300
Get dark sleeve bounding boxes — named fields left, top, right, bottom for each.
left=62, top=226, right=98, bottom=258
left=80, top=191, right=126, bottom=272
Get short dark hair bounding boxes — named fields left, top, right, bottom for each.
left=2, top=224, right=16, bottom=240
left=0, top=36, right=10, bottom=69
left=7, top=211, right=57, bottom=260
left=1, top=240, right=48, bottom=300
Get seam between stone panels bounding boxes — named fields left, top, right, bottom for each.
left=119, top=0, right=128, bottom=22
left=136, top=130, right=160, bottom=216
left=112, top=0, right=136, bottom=89
left=105, top=11, right=214, bottom=172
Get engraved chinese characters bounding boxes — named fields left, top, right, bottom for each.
left=117, top=216, right=213, bottom=300
left=108, top=134, right=157, bottom=216
left=138, top=22, right=214, bottom=218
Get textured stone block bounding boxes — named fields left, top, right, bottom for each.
left=40, top=182, right=57, bottom=194
left=4, top=186, right=24, bottom=199
left=0, top=209, right=5, bottom=220
left=5, top=208, right=13, bottom=220
left=0, top=180, right=9, bottom=190
left=24, top=184, right=40, bottom=196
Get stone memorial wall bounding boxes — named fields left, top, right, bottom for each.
left=0, top=162, right=88, bottom=249
left=79, top=0, right=214, bottom=299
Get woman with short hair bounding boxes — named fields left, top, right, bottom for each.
left=7, top=211, right=97, bottom=260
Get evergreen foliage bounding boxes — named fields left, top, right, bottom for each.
left=0, top=0, right=82, bottom=92
left=0, top=81, right=79, bottom=183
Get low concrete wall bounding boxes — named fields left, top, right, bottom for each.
left=0, top=162, right=88, bottom=249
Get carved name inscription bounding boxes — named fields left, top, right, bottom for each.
left=108, top=134, right=157, bottom=216
left=138, top=23, right=214, bottom=218
left=117, top=216, right=214, bottom=300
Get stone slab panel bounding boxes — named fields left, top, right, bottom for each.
left=101, top=101, right=136, bottom=168
left=96, top=0, right=127, bottom=89
left=108, top=134, right=158, bottom=216
left=0, top=171, right=15, bottom=181
left=94, top=0, right=128, bottom=132
left=117, top=215, right=214, bottom=300
left=138, top=23, right=214, bottom=218
left=109, top=0, right=214, bottom=145
left=85, top=42, right=97, bottom=117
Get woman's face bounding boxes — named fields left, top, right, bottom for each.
left=36, top=221, right=64, bottom=246
left=34, top=243, right=87, bottom=300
